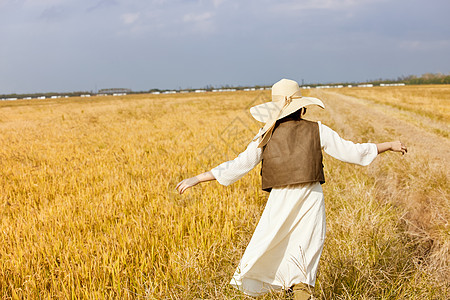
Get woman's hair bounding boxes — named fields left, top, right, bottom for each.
left=280, top=107, right=306, bottom=121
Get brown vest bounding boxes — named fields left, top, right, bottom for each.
left=261, top=117, right=325, bottom=192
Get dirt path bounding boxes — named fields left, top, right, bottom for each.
left=312, top=90, right=450, bottom=173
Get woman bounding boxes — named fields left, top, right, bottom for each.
left=176, top=79, right=407, bottom=299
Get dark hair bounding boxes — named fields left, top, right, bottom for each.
left=280, top=107, right=306, bottom=121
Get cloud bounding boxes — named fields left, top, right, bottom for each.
left=182, top=11, right=215, bottom=34
left=23, top=0, right=66, bottom=7
left=121, top=12, right=140, bottom=25
left=39, top=5, right=67, bottom=21
left=398, top=39, right=450, bottom=51
left=87, top=0, right=118, bottom=12
left=183, top=11, right=213, bottom=23
left=1, top=0, right=449, bottom=94
left=212, top=0, right=226, bottom=7
left=271, top=0, right=387, bottom=12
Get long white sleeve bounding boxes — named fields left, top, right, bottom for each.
left=211, top=130, right=263, bottom=186
left=211, top=123, right=377, bottom=186
left=318, top=122, right=378, bottom=166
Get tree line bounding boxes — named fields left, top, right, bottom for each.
left=1, top=73, right=449, bottom=99
left=366, top=72, right=450, bottom=85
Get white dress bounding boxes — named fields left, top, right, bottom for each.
left=210, top=122, right=378, bottom=297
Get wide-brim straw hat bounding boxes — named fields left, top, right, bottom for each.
left=251, top=78, right=325, bottom=148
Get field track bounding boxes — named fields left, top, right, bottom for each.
left=313, top=89, right=450, bottom=172
left=313, top=87, right=449, bottom=232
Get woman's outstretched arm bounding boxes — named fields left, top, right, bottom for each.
left=176, top=129, right=264, bottom=195
left=319, top=123, right=408, bottom=166
left=376, top=141, right=408, bottom=155
left=176, top=171, right=216, bottom=194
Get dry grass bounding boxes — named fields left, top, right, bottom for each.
left=333, top=85, right=450, bottom=122
left=0, top=87, right=448, bottom=299
left=332, top=85, right=450, bottom=138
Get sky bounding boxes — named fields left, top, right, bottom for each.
left=1, top=0, right=449, bottom=94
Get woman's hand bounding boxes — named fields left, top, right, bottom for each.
left=390, top=141, right=408, bottom=155
left=176, top=171, right=216, bottom=194
left=376, top=141, right=408, bottom=155
left=176, top=176, right=200, bottom=194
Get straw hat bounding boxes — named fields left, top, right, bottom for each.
left=251, top=79, right=325, bottom=148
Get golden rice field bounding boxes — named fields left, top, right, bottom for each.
left=0, top=85, right=449, bottom=299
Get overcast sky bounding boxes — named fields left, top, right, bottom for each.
left=1, top=0, right=449, bottom=94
